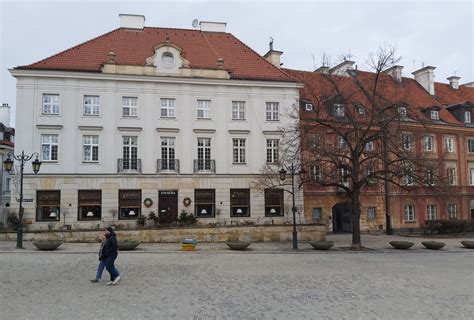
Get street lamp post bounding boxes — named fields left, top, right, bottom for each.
left=279, top=163, right=305, bottom=250
left=3, top=151, right=41, bottom=249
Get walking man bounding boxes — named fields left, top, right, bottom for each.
left=101, top=227, right=121, bottom=285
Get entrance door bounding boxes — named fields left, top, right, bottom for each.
left=159, top=191, right=178, bottom=225
left=332, top=202, right=352, bottom=233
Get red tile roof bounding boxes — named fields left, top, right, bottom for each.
left=434, top=82, right=474, bottom=106
left=16, top=27, right=296, bottom=82
left=284, top=68, right=466, bottom=125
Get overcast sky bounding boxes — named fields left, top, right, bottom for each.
left=1, top=0, right=473, bottom=127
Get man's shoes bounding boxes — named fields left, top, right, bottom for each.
left=90, top=279, right=99, bottom=283
left=112, top=276, right=121, bottom=285
left=106, top=281, right=114, bottom=285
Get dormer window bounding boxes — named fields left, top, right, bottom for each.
left=305, top=103, right=313, bottom=111
left=398, top=107, right=407, bottom=117
left=357, top=105, right=365, bottom=115
left=465, top=111, right=471, bottom=123
left=430, top=110, right=439, bottom=120
left=161, top=52, right=174, bottom=68
left=333, top=104, right=345, bottom=117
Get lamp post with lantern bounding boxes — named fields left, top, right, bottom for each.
left=278, top=163, right=306, bottom=250
left=3, top=151, right=41, bottom=249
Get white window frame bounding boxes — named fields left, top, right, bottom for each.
left=333, top=104, right=345, bottom=117
left=469, top=167, right=474, bottom=186
left=305, top=103, right=313, bottom=111
left=424, top=135, right=434, bottom=152
left=444, top=137, right=455, bottom=153
left=232, top=101, right=246, bottom=120
left=402, top=133, right=413, bottom=150
left=83, top=95, right=100, bottom=116
left=160, top=98, right=175, bottom=118
left=122, top=97, right=138, bottom=117
left=426, top=204, right=437, bottom=220
left=357, top=105, right=365, bottom=115
left=266, top=139, right=279, bottom=164
left=448, top=203, right=457, bottom=219
left=311, top=164, right=321, bottom=181
left=464, top=111, right=471, bottom=123
left=398, top=106, right=407, bottom=117
left=266, top=102, right=279, bottom=121
left=404, top=204, right=415, bottom=222
left=42, top=94, right=60, bottom=115
left=365, top=141, right=374, bottom=152
left=430, top=110, right=439, bottom=120
left=232, top=138, right=246, bottom=164
left=446, top=166, right=457, bottom=185
left=468, top=139, right=474, bottom=153
left=337, top=135, right=347, bottom=149
left=340, top=167, right=349, bottom=186
left=41, top=134, right=59, bottom=162
left=197, top=100, right=211, bottom=119
left=82, top=135, right=99, bottom=162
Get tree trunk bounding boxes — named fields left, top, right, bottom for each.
left=351, top=189, right=362, bottom=250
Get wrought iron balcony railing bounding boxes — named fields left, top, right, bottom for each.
left=157, top=159, right=180, bottom=173
left=193, top=159, right=216, bottom=173
left=117, top=158, right=141, bottom=173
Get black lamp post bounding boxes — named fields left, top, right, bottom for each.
left=279, top=163, right=306, bottom=250
left=4, top=151, right=41, bottom=249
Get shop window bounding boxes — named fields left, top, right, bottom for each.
left=78, top=190, right=101, bottom=221
left=119, top=190, right=141, bottom=219
left=36, top=190, right=60, bottom=221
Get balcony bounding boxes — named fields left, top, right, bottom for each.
left=157, top=159, right=180, bottom=174
left=117, top=158, right=141, bottom=174
left=193, top=159, right=216, bottom=173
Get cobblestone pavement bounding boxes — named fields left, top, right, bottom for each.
left=0, top=235, right=473, bottom=319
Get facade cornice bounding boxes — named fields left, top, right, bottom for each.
left=78, top=126, right=103, bottom=131
left=156, top=128, right=180, bottom=133
left=117, top=126, right=143, bottom=132
left=228, top=130, right=251, bottom=134
left=36, top=125, right=63, bottom=130
left=193, top=129, right=216, bottom=134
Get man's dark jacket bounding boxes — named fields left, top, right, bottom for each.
left=100, top=230, right=118, bottom=260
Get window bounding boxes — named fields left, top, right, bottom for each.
left=430, top=110, right=439, bottom=120
left=83, top=135, right=99, bottom=162
left=119, top=189, right=141, bottom=219
left=367, top=207, right=376, bottom=221
left=337, top=135, right=347, bottom=149
left=265, top=189, right=284, bottom=216
left=83, top=95, right=100, bottom=116
left=122, top=97, right=138, bottom=117
left=424, top=135, right=434, bottom=152
left=195, top=189, right=215, bottom=217
left=357, top=105, right=365, bottom=115
left=5, top=177, right=10, bottom=192
left=448, top=203, right=457, bottom=219
left=0, top=132, right=4, bottom=140
left=36, top=190, right=60, bottom=221
left=445, top=137, right=454, bottom=153
left=447, top=166, right=457, bottom=185
left=41, top=134, right=59, bottom=161
left=311, top=164, right=321, bottom=181
left=404, top=204, right=415, bottom=222
left=122, top=136, right=138, bottom=170
left=160, top=137, right=176, bottom=171
left=42, top=94, right=60, bottom=114
left=232, top=101, right=246, bottom=120
left=398, top=106, right=407, bottom=117
left=469, top=167, right=474, bottom=186
left=266, top=139, right=279, bottom=164
left=365, top=141, right=374, bottom=152
left=365, top=165, right=375, bottom=184
left=197, top=100, right=211, bottom=119
left=402, top=163, right=414, bottom=186
left=402, top=134, right=413, bottom=150
left=161, top=52, right=174, bottom=67
left=333, top=104, right=345, bottom=117
left=266, top=102, right=279, bottom=121
left=197, top=138, right=212, bottom=171
left=426, top=204, right=437, bottom=220
left=232, top=139, right=246, bottom=164
left=78, top=190, right=101, bottom=220
left=425, top=168, right=436, bottom=186
left=465, top=111, right=471, bottom=123
left=230, top=189, right=250, bottom=217
left=468, top=139, right=474, bottom=153
left=305, top=103, right=313, bottom=111
left=312, top=208, right=322, bottom=221
left=160, top=98, right=175, bottom=118
left=340, top=167, right=349, bottom=186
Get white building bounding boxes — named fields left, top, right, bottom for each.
left=10, top=15, right=303, bottom=230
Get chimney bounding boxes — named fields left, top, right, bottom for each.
left=119, top=14, right=145, bottom=30
left=0, top=103, right=11, bottom=127
left=264, top=50, right=283, bottom=68
left=314, top=66, right=330, bottom=74
left=447, top=76, right=461, bottom=89
left=385, top=65, right=403, bottom=83
left=199, top=21, right=226, bottom=32
left=108, top=52, right=116, bottom=64
left=329, top=60, right=355, bottom=76
left=412, top=66, right=436, bottom=95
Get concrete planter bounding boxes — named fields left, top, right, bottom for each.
left=226, top=241, right=251, bottom=250
left=389, top=241, right=414, bottom=250
left=33, top=240, right=63, bottom=251
left=117, top=240, right=140, bottom=251
left=422, top=241, right=446, bottom=250
left=309, top=241, right=334, bottom=250
left=460, top=241, right=474, bottom=249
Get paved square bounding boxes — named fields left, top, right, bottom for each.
left=1, top=237, right=473, bottom=319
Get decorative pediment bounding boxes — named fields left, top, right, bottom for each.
left=145, top=41, right=190, bottom=74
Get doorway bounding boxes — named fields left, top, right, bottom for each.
left=158, top=190, right=178, bottom=225
left=332, top=202, right=352, bottom=233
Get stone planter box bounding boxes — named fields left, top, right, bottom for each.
left=117, top=240, right=140, bottom=251
left=389, top=241, right=414, bottom=250
left=309, top=241, right=334, bottom=250
left=460, top=241, right=474, bottom=249
left=33, top=240, right=63, bottom=251
left=422, top=241, right=446, bottom=250
left=226, top=241, right=251, bottom=250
